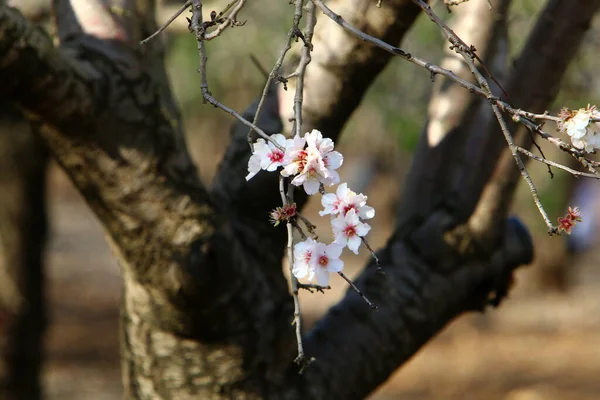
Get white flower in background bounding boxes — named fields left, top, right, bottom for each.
left=559, top=105, right=600, bottom=153
left=281, top=130, right=343, bottom=194
left=311, top=242, right=344, bottom=286
left=320, top=183, right=375, bottom=219
left=292, top=239, right=344, bottom=285
left=331, top=209, right=371, bottom=254
left=245, top=134, right=288, bottom=180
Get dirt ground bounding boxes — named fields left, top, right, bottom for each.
left=43, top=165, right=600, bottom=400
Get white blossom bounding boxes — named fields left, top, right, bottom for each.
left=281, top=130, right=343, bottom=195
left=559, top=106, right=600, bottom=153
left=281, top=134, right=307, bottom=177
left=331, top=209, right=371, bottom=254
left=292, top=239, right=344, bottom=286
left=320, top=183, right=375, bottom=219
left=292, top=238, right=317, bottom=282
left=306, top=129, right=343, bottom=175
left=311, top=242, right=344, bottom=286
left=245, top=134, right=288, bottom=181
left=289, top=147, right=333, bottom=195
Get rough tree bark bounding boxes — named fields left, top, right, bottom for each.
left=0, top=102, right=48, bottom=400
left=0, top=0, right=596, bottom=399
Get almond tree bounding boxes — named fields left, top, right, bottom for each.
left=0, top=0, right=598, bottom=399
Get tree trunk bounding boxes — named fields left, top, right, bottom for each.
left=0, top=102, right=48, bottom=400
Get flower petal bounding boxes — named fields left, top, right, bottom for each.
left=356, top=222, right=371, bottom=237
left=315, top=268, right=330, bottom=286
left=325, top=243, right=343, bottom=259
left=303, top=179, right=320, bottom=195
left=245, top=154, right=262, bottom=181
left=325, top=151, right=343, bottom=170
left=359, top=205, right=375, bottom=219
left=327, top=258, right=344, bottom=273
left=347, top=236, right=361, bottom=254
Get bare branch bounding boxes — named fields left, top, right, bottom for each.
left=468, top=0, right=600, bottom=238
left=281, top=0, right=422, bottom=141
left=516, top=146, right=600, bottom=179
left=397, top=0, right=510, bottom=232
left=213, top=0, right=424, bottom=246
left=140, top=0, right=191, bottom=45
left=248, top=0, right=306, bottom=145
left=189, top=0, right=284, bottom=150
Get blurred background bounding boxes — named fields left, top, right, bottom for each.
left=3, top=0, right=600, bottom=399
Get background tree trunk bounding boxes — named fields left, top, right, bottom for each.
left=0, top=102, right=48, bottom=400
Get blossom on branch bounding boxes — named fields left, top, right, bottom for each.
left=269, top=203, right=297, bottom=226
left=246, top=129, right=343, bottom=194
left=556, top=206, right=582, bottom=235
left=292, top=238, right=344, bottom=286
left=281, top=130, right=343, bottom=194
left=245, top=134, right=288, bottom=180
left=320, top=183, right=375, bottom=219
left=558, top=106, right=600, bottom=153
left=567, top=206, right=582, bottom=222
left=331, top=209, right=371, bottom=254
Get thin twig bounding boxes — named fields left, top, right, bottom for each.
left=293, top=1, right=317, bottom=138
left=279, top=176, right=313, bottom=370
left=311, top=0, right=595, bottom=178
left=360, top=237, right=384, bottom=274
left=249, top=54, right=269, bottom=79
left=285, top=3, right=319, bottom=369
left=203, top=0, right=248, bottom=41
left=140, top=0, right=192, bottom=45
left=297, top=212, right=318, bottom=238
left=337, top=272, right=378, bottom=310
left=247, top=0, right=306, bottom=148
left=511, top=109, right=561, bottom=122
left=412, top=0, right=556, bottom=233
left=516, top=147, right=600, bottom=179
left=190, top=0, right=284, bottom=151
left=298, top=282, right=331, bottom=293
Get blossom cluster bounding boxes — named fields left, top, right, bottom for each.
left=246, top=130, right=342, bottom=194
left=246, top=130, right=375, bottom=286
left=292, top=183, right=375, bottom=285
left=557, top=206, right=582, bottom=235
left=558, top=105, right=600, bottom=153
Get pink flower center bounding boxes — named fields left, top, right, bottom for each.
left=303, top=251, right=312, bottom=264
left=318, top=255, right=329, bottom=267
left=558, top=217, right=574, bottom=233
left=269, top=150, right=284, bottom=163
left=333, top=199, right=343, bottom=212
left=344, top=225, right=356, bottom=238
left=342, top=204, right=357, bottom=216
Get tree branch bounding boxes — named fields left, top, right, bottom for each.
left=281, top=0, right=422, bottom=140
left=212, top=0, right=424, bottom=249
left=294, top=214, right=532, bottom=399
left=0, top=5, right=95, bottom=131
left=397, top=0, right=511, bottom=232
left=467, top=0, right=600, bottom=239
